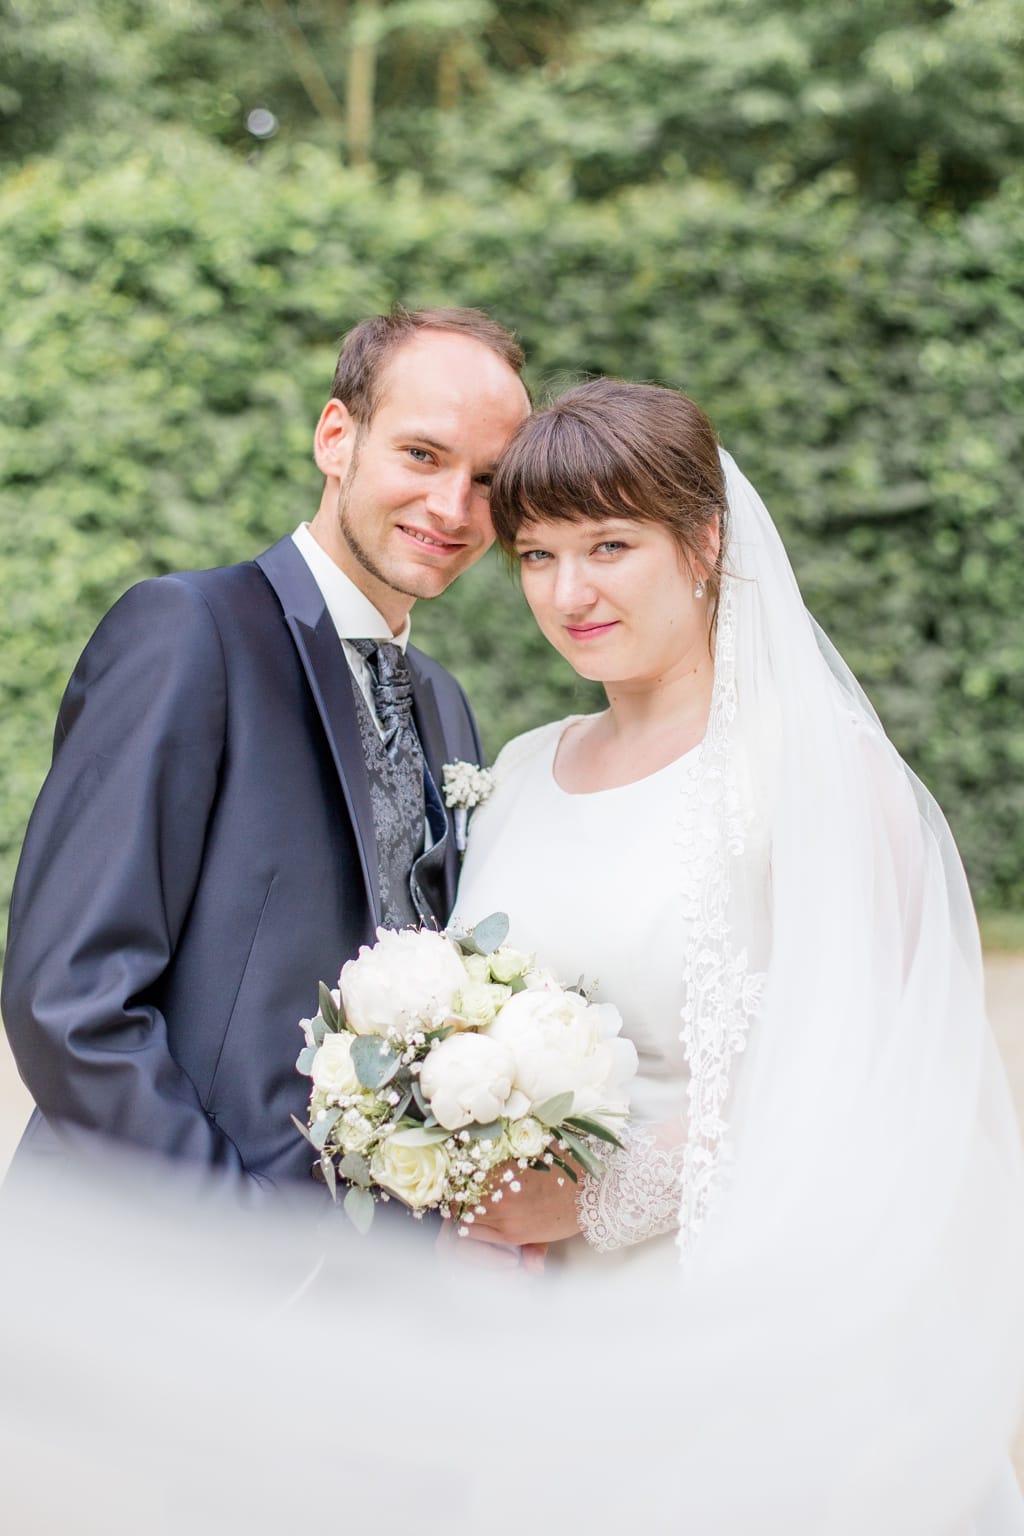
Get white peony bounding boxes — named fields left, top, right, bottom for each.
left=419, top=1032, right=525, bottom=1131
left=487, top=989, right=637, bottom=1118
left=310, top=1031, right=362, bottom=1099
left=370, top=1130, right=450, bottom=1209
left=339, top=927, right=467, bottom=1038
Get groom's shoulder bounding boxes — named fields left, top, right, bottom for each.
left=104, top=552, right=276, bottom=629
left=71, top=554, right=284, bottom=686
left=404, top=642, right=470, bottom=703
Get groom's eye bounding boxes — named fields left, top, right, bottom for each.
left=518, top=549, right=550, bottom=563
left=407, top=446, right=434, bottom=463
left=595, top=540, right=627, bottom=555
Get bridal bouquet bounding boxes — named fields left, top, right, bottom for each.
left=293, top=915, right=637, bottom=1234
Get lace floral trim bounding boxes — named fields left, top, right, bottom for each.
left=676, top=576, right=765, bottom=1258
left=577, top=1128, right=686, bottom=1253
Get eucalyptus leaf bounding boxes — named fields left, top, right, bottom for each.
left=411, top=1079, right=430, bottom=1116
left=321, top=1154, right=338, bottom=1201
left=318, top=981, right=341, bottom=1032
left=310, top=1012, right=328, bottom=1047
left=295, top=1044, right=318, bottom=1077
left=351, top=1035, right=401, bottom=1090
left=467, top=911, right=510, bottom=955
left=393, top=1126, right=450, bottom=1146
left=564, top=1114, right=624, bottom=1148
left=466, top=1120, right=503, bottom=1142
left=556, top=1128, right=602, bottom=1178
left=344, top=1184, right=375, bottom=1235
left=290, top=1113, right=316, bottom=1148
left=391, top=1089, right=413, bottom=1121
left=338, top=1152, right=372, bottom=1188
left=549, top=1154, right=578, bottom=1185
left=534, top=1092, right=574, bottom=1127
left=310, top=1106, right=342, bottom=1150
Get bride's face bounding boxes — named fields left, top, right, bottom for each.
left=513, top=515, right=711, bottom=685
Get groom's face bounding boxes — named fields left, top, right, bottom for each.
left=314, top=331, right=529, bottom=627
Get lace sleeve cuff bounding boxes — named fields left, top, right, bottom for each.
left=576, top=1127, right=686, bottom=1253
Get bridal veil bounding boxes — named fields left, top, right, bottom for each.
left=669, top=448, right=1024, bottom=1529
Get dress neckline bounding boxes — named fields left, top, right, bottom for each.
left=548, top=715, right=702, bottom=799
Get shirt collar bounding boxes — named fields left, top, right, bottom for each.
left=291, top=523, right=411, bottom=651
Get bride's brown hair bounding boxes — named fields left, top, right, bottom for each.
left=490, top=378, right=727, bottom=626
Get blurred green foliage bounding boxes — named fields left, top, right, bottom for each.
left=2, top=0, right=1023, bottom=939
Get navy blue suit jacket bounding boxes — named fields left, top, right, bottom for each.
left=1, top=536, right=482, bottom=1195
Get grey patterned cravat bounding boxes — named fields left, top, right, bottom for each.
left=350, top=639, right=425, bottom=930
left=352, top=640, right=416, bottom=759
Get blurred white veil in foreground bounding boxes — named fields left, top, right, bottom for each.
left=0, top=1149, right=1020, bottom=1536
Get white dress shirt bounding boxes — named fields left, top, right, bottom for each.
left=291, top=522, right=411, bottom=735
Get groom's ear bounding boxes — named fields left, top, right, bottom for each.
left=313, top=398, right=360, bottom=481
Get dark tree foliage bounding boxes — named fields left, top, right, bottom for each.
left=1, top=0, right=1022, bottom=940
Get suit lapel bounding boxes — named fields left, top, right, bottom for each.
left=409, top=666, right=448, bottom=793
left=256, top=538, right=382, bottom=928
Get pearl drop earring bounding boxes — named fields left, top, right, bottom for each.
left=694, top=578, right=706, bottom=599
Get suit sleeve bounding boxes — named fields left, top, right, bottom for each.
left=1, top=576, right=263, bottom=1191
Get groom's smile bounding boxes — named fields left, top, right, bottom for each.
left=395, top=522, right=466, bottom=554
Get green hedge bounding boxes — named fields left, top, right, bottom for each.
left=2, top=131, right=1022, bottom=945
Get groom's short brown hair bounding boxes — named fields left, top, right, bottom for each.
left=331, top=306, right=526, bottom=424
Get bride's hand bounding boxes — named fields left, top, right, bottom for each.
left=459, top=1161, right=582, bottom=1249
left=434, top=1221, right=550, bottom=1274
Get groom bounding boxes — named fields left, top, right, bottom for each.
left=1, top=306, right=530, bottom=1199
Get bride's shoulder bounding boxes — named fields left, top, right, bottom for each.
left=489, top=715, right=580, bottom=786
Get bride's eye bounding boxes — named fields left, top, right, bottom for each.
left=595, top=540, right=627, bottom=555
left=518, top=549, right=551, bottom=564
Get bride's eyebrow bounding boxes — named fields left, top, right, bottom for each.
left=513, top=517, right=635, bottom=546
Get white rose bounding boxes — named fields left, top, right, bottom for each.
left=370, top=1130, right=450, bottom=1209
left=452, top=979, right=512, bottom=1029
left=310, top=1031, right=361, bottom=1098
left=487, top=989, right=638, bottom=1117
left=419, top=1032, right=520, bottom=1131
left=507, top=1116, right=550, bottom=1159
left=339, top=927, right=466, bottom=1038
left=461, top=953, right=492, bottom=984
left=523, top=966, right=559, bottom=992
left=487, top=946, right=531, bottom=985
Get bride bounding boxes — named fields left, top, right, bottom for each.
left=450, top=378, right=1024, bottom=1528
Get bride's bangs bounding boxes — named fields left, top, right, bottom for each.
left=491, top=407, right=652, bottom=547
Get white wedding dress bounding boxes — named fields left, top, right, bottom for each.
left=451, top=713, right=701, bottom=1270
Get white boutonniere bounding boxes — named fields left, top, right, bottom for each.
left=441, top=760, right=495, bottom=852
